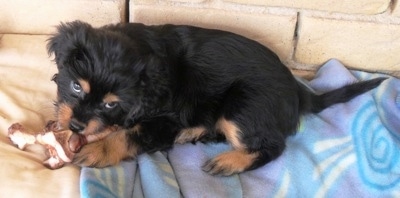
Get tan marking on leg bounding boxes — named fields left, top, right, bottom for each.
left=78, top=79, right=90, bottom=94
left=73, top=129, right=138, bottom=167
left=103, top=93, right=120, bottom=104
left=203, top=150, right=259, bottom=176
left=206, top=117, right=258, bottom=175
left=174, top=126, right=207, bottom=144
left=216, top=117, right=244, bottom=149
left=57, top=103, right=73, bottom=130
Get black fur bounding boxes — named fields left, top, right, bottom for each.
left=47, top=21, right=385, bottom=175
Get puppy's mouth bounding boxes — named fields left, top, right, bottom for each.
left=67, top=119, right=119, bottom=153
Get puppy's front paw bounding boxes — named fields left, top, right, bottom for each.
left=73, top=131, right=137, bottom=168
left=73, top=140, right=112, bottom=167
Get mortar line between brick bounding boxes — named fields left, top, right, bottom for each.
left=295, top=8, right=400, bottom=25
left=290, top=12, right=300, bottom=67
left=124, top=0, right=130, bottom=23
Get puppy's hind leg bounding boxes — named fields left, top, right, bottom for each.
left=203, top=117, right=286, bottom=176
left=203, top=80, right=292, bottom=176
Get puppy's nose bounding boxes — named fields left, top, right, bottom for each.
left=69, top=119, right=85, bottom=133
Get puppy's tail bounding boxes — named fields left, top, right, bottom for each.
left=300, top=77, right=387, bottom=113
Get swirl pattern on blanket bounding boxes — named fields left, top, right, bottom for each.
left=352, top=100, right=400, bottom=189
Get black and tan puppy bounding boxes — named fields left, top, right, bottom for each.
left=47, top=21, right=385, bottom=176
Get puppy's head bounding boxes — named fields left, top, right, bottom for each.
left=47, top=21, right=165, bottom=134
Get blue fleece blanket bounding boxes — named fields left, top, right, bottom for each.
left=80, top=59, right=400, bottom=197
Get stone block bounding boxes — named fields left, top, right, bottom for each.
left=295, top=16, right=400, bottom=72
left=0, top=0, right=125, bottom=34
left=224, top=0, right=391, bottom=15
left=130, top=4, right=297, bottom=61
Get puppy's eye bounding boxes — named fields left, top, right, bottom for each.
left=71, top=81, right=82, bottom=93
left=105, top=102, right=118, bottom=109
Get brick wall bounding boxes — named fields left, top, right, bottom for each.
left=1, top=0, right=399, bottom=77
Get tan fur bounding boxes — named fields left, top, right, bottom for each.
left=73, top=129, right=138, bottom=167
left=78, top=79, right=91, bottom=94
left=216, top=117, right=244, bottom=149
left=103, top=93, right=120, bottom=104
left=204, top=150, right=258, bottom=176
left=202, top=117, right=259, bottom=175
left=84, top=119, right=102, bottom=135
left=131, top=124, right=141, bottom=134
left=174, top=126, right=207, bottom=144
left=57, top=103, right=73, bottom=129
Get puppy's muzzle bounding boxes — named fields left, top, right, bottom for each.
left=69, top=119, right=85, bottom=133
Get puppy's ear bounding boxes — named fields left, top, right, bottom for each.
left=47, top=20, right=93, bottom=68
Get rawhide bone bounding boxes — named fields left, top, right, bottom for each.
left=7, top=121, right=116, bottom=169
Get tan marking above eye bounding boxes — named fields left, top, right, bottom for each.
left=103, top=93, right=120, bottom=104
left=78, top=79, right=91, bottom=94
